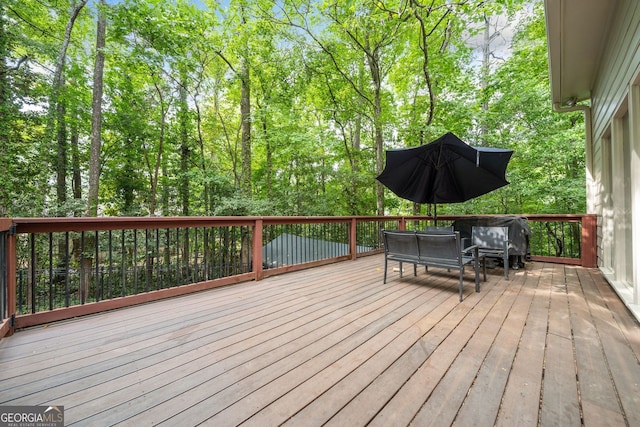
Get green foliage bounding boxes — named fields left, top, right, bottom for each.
left=1, top=0, right=585, bottom=218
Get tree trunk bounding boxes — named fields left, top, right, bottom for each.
left=261, top=107, right=272, bottom=199
left=161, top=162, right=169, bottom=216
left=193, top=93, right=211, bottom=213
left=0, top=7, right=6, bottom=102
left=0, top=7, right=14, bottom=214
left=238, top=7, right=252, bottom=271
left=50, top=0, right=88, bottom=211
left=365, top=43, right=384, bottom=216
left=240, top=59, right=252, bottom=199
left=479, top=14, right=496, bottom=140
left=351, top=57, right=364, bottom=215
left=147, top=78, right=166, bottom=216
left=56, top=100, right=67, bottom=209
left=87, top=0, right=106, bottom=216
left=179, top=74, right=190, bottom=216
left=71, top=113, right=82, bottom=202
left=239, top=65, right=254, bottom=271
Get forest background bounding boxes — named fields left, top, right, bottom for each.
left=0, top=0, right=585, bottom=219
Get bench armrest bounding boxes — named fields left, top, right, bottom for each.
left=462, top=244, right=479, bottom=254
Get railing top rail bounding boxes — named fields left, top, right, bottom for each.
left=9, top=217, right=258, bottom=234
left=0, top=218, right=12, bottom=233
left=5, top=213, right=595, bottom=234
left=8, top=216, right=386, bottom=234
left=520, top=213, right=592, bottom=222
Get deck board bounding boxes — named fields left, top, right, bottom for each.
left=540, top=264, right=582, bottom=426
left=567, top=266, right=626, bottom=426
left=239, top=280, right=455, bottom=426
left=1, top=255, right=640, bottom=426
left=578, top=268, right=640, bottom=427
left=450, top=260, right=539, bottom=426
left=495, top=263, right=549, bottom=427
left=327, top=267, right=512, bottom=427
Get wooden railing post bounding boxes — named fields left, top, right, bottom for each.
left=350, top=218, right=357, bottom=260
left=253, top=218, right=264, bottom=281
left=0, top=223, right=17, bottom=338
left=581, top=214, right=597, bottom=268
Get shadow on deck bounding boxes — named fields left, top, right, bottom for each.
left=1, top=256, right=639, bottom=426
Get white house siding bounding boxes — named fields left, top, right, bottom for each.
left=589, top=0, right=640, bottom=318
left=630, top=85, right=640, bottom=305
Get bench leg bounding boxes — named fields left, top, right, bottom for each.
left=474, top=256, right=480, bottom=294
left=482, top=256, right=487, bottom=282
left=459, top=269, right=464, bottom=302
left=384, top=257, right=388, bottom=284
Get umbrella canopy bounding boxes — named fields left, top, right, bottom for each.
left=377, top=132, right=513, bottom=207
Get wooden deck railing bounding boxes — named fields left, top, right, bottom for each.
left=0, top=214, right=596, bottom=338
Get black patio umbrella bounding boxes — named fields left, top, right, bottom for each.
left=376, top=132, right=513, bottom=222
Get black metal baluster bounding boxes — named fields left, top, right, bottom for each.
left=30, top=233, right=35, bottom=313
left=18, top=269, right=23, bottom=314
left=64, top=232, right=70, bottom=307
left=121, top=229, right=126, bottom=297
left=133, top=229, right=138, bottom=294
left=176, top=228, right=181, bottom=286
left=163, top=228, right=171, bottom=287
left=185, top=228, right=190, bottom=284
left=48, top=232, right=53, bottom=310
left=80, top=231, right=85, bottom=305
left=95, top=230, right=99, bottom=301
left=145, top=228, right=149, bottom=292
left=203, top=228, right=209, bottom=281
left=108, top=230, right=113, bottom=299
left=156, top=228, right=160, bottom=290
left=100, top=267, right=104, bottom=301
left=194, top=228, right=199, bottom=283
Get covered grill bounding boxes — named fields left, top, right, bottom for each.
left=452, top=216, right=530, bottom=268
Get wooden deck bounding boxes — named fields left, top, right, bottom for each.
left=1, top=255, right=639, bottom=426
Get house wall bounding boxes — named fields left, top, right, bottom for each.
left=589, top=0, right=640, bottom=318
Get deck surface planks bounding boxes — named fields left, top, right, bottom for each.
left=447, top=257, right=540, bottom=426
left=1, top=255, right=640, bottom=426
left=567, top=266, right=626, bottom=426
left=540, top=263, right=582, bottom=426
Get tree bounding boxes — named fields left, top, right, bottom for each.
left=475, top=1, right=585, bottom=215
left=212, top=1, right=256, bottom=202
left=0, top=2, right=27, bottom=214
left=47, top=0, right=88, bottom=213
left=87, top=0, right=107, bottom=216
left=279, top=0, right=406, bottom=215
left=1, top=0, right=585, bottom=218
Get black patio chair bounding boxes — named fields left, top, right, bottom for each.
left=471, top=226, right=510, bottom=278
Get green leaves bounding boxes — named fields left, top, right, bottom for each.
left=1, top=0, right=585, bottom=217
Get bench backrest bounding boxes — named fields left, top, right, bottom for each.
left=472, top=226, right=509, bottom=251
left=423, top=225, right=454, bottom=234
left=416, top=231, right=461, bottom=264
left=383, top=230, right=419, bottom=257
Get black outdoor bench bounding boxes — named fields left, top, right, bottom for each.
left=382, top=230, right=485, bottom=302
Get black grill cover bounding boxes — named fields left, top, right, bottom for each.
left=452, top=216, right=530, bottom=258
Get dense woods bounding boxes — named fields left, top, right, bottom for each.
left=0, top=0, right=585, bottom=218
